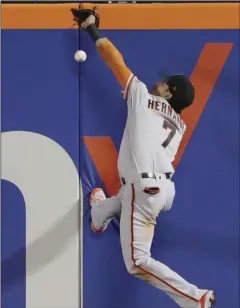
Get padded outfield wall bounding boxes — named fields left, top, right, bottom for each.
left=1, top=3, right=239, bottom=308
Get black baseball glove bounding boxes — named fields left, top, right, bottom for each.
left=71, top=6, right=100, bottom=29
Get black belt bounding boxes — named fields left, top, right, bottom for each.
left=121, top=172, right=172, bottom=185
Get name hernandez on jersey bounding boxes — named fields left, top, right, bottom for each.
left=94, top=38, right=185, bottom=136
left=147, top=98, right=186, bottom=134
left=123, top=74, right=186, bottom=135
left=93, top=38, right=184, bottom=174
left=118, top=74, right=186, bottom=176
left=93, top=38, right=187, bottom=176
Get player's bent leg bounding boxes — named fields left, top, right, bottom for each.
left=90, top=187, right=122, bottom=233
left=120, top=182, right=214, bottom=308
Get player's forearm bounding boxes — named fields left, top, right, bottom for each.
left=86, top=25, right=132, bottom=89
left=96, top=38, right=132, bottom=88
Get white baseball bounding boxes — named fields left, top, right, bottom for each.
left=74, top=50, right=87, bottom=62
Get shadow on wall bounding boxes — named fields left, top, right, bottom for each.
left=2, top=199, right=80, bottom=290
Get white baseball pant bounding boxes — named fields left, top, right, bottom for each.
left=91, top=176, right=207, bottom=308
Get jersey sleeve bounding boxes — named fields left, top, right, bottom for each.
left=123, top=74, right=148, bottom=110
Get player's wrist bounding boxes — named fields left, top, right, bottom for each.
left=86, top=24, right=105, bottom=43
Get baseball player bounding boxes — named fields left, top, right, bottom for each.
left=72, top=8, right=216, bottom=308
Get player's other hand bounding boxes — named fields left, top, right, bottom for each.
left=81, top=15, right=96, bottom=29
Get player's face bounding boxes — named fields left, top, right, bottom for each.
left=155, top=82, right=172, bottom=100
left=157, top=81, right=172, bottom=99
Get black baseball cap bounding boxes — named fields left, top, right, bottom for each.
left=162, top=73, right=195, bottom=114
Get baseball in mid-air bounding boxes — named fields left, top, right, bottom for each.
left=74, top=50, right=87, bottom=62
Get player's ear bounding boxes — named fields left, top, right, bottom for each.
left=150, top=85, right=159, bottom=96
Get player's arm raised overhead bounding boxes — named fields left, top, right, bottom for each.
left=72, top=10, right=148, bottom=106
left=95, top=38, right=133, bottom=90
left=80, top=14, right=133, bottom=91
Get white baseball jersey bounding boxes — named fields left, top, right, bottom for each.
left=91, top=70, right=211, bottom=308
left=118, top=74, right=186, bottom=180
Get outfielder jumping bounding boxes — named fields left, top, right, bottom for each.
left=71, top=7, right=216, bottom=308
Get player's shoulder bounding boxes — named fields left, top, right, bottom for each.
left=134, top=76, right=148, bottom=91
left=124, top=75, right=148, bottom=98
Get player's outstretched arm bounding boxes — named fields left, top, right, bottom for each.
left=95, top=38, right=132, bottom=90
left=81, top=15, right=133, bottom=90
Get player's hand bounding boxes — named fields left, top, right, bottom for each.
left=81, top=15, right=96, bottom=29
left=71, top=7, right=100, bottom=29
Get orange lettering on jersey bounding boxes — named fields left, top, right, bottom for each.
left=173, top=42, right=233, bottom=168
left=84, top=42, right=233, bottom=195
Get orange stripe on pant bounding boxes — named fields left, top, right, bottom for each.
left=130, top=184, right=199, bottom=303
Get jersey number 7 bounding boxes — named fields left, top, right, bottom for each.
left=162, top=120, right=176, bottom=148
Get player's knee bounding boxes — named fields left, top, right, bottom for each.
left=125, top=256, right=149, bottom=276
left=125, top=263, right=140, bottom=275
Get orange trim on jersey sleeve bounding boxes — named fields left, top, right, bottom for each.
left=124, top=74, right=135, bottom=100
left=96, top=38, right=132, bottom=89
